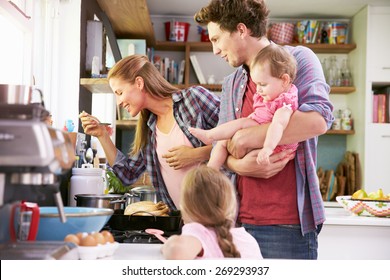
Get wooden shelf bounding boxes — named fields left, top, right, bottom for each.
left=81, top=79, right=354, bottom=95
left=97, top=0, right=155, bottom=46
left=326, top=129, right=355, bottom=135
left=154, top=41, right=356, bottom=54
left=289, top=43, right=356, bottom=53
left=330, top=86, right=355, bottom=94
left=116, top=119, right=138, bottom=129
left=80, top=78, right=112, bottom=93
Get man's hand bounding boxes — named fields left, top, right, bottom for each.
left=226, top=149, right=295, bottom=178
left=227, top=125, right=268, bottom=159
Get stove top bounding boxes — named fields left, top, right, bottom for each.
left=105, top=227, right=180, bottom=244
left=111, top=230, right=162, bottom=244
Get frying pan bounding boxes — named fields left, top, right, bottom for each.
left=108, top=209, right=182, bottom=232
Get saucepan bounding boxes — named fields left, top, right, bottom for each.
left=0, top=84, right=45, bottom=106
left=75, top=194, right=124, bottom=210
left=109, top=186, right=157, bottom=208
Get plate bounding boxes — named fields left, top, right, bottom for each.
left=336, top=196, right=390, bottom=217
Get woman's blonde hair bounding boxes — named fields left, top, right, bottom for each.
left=108, top=55, right=179, bottom=155
left=181, top=165, right=241, bottom=258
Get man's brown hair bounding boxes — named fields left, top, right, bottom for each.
left=194, top=0, right=270, bottom=38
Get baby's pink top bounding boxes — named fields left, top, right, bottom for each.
left=181, top=222, right=262, bottom=259
left=156, top=122, right=197, bottom=208
left=249, top=84, right=299, bottom=153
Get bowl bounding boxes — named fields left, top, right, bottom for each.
left=35, top=207, right=114, bottom=241
left=336, top=196, right=390, bottom=217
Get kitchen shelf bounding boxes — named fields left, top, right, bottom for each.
left=80, top=78, right=112, bottom=93
left=326, top=129, right=355, bottom=135
left=81, top=79, right=355, bottom=95
left=116, top=119, right=138, bottom=129
left=330, top=86, right=355, bottom=94
left=154, top=41, right=357, bottom=54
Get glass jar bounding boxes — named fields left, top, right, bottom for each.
left=69, top=168, right=104, bottom=206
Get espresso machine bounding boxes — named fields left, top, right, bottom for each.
left=0, top=84, right=76, bottom=257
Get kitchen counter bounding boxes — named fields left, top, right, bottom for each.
left=108, top=207, right=390, bottom=260
left=318, top=206, right=390, bottom=259
left=111, top=243, right=163, bottom=260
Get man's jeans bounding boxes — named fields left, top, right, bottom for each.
left=242, top=223, right=322, bottom=259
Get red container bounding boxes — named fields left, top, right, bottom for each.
left=200, top=28, right=210, bottom=42
left=165, top=21, right=190, bottom=42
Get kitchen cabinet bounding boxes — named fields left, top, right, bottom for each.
left=360, top=6, right=390, bottom=194
left=319, top=207, right=390, bottom=259
left=367, top=6, right=390, bottom=82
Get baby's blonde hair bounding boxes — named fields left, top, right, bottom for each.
left=181, top=165, right=241, bottom=258
left=251, top=44, right=297, bottom=82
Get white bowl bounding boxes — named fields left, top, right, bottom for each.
left=336, top=196, right=390, bottom=217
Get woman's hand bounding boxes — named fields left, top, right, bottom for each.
left=79, top=111, right=111, bottom=138
left=226, top=149, right=295, bottom=178
left=162, top=145, right=195, bottom=170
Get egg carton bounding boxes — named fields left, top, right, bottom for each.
left=78, top=242, right=119, bottom=260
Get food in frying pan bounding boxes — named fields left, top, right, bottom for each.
left=124, top=201, right=170, bottom=216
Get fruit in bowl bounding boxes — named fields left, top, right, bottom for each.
left=351, top=188, right=390, bottom=201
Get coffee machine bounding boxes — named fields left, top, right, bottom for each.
left=0, top=85, right=75, bottom=247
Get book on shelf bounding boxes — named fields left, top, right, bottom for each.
left=190, top=55, right=206, bottom=84
left=373, top=86, right=390, bottom=123
left=178, top=59, right=185, bottom=84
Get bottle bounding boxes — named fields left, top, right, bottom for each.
left=69, top=167, right=105, bottom=206
left=91, top=56, right=100, bottom=78
left=341, top=58, right=352, bottom=86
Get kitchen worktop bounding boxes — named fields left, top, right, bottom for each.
left=324, top=205, right=390, bottom=227
left=111, top=243, right=163, bottom=260
left=319, top=205, right=390, bottom=259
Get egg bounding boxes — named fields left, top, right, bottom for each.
left=80, top=235, right=98, bottom=247
left=76, top=232, right=88, bottom=240
left=101, top=230, right=115, bottom=243
left=64, top=234, right=80, bottom=245
left=91, top=232, right=106, bottom=245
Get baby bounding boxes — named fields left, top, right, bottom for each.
left=189, top=44, right=299, bottom=170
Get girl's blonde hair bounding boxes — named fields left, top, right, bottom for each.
left=107, top=55, right=179, bottom=155
left=181, top=165, right=241, bottom=258
left=251, top=44, right=297, bottom=82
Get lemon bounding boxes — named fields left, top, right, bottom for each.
left=351, top=189, right=368, bottom=199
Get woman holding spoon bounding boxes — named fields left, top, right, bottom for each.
left=79, top=54, right=220, bottom=210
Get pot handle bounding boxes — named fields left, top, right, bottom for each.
left=109, top=199, right=126, bottom=204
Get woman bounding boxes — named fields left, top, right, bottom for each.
left=80, top=55, right=220, bottom=210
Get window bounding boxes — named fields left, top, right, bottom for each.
left=0, top=0, right=33, bottom=85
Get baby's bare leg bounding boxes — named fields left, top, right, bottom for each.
left=207, top=140, right=229, bottom=171
left=188, top=127, right=214, bottom=144
left=189, top=118, right=258, bottom=145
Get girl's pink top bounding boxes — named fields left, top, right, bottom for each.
left=181, top=222, right=263, bottom=259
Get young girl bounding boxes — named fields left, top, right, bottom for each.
left=189, top=44, right=299, bottom=170
left=161, top=165, right=262, bottom=259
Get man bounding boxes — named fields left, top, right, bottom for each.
left=195, top=0, right=334, bottom=259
